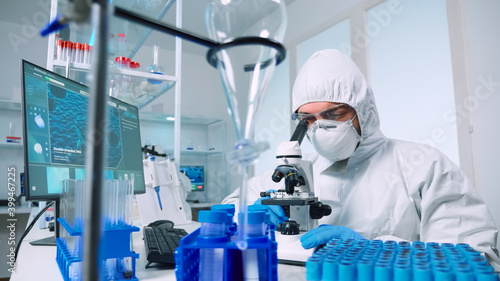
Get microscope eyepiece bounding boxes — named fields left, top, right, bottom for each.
left=272, top=169, right=284, bottom=183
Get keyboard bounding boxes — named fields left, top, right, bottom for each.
left=143, top=220, right=188, bottom=268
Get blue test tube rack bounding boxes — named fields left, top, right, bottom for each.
left=55, top=217, right=140, bottom=281
left=305, top=238, right=499, bottom=281
left=175, top=209, right=279, bottom=281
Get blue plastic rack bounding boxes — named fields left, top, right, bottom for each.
left=56, top=218, right=140, bottom=281
left=174, top=224, right=278, bottom=280
left=305, top=238, right=499, bottom=281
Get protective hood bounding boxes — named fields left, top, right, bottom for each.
left=292, top=49, right=380, bottom=141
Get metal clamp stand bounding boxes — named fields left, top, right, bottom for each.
left=42, top=2, right=287, bottom=280
left=113, top=7, right=287, bottom=69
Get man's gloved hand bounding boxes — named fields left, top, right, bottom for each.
left=300, top=224, right=365, bottom=249
left=254, top=196, right=288, bottom=226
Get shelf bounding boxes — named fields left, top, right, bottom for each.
left=139, top=111, right=222, bottom=126
left=52, top=60, right=176, bottom=109
left=52, top=60, right=177, bottom=81
left=0, top=100, right=22, bottom=112
left=56, top=0, right=176, bottom=61
left=181, top=149, right=223, bottom=155
left=0, top=143, right=23, bottom=149
left=50, top=0, right=178, bottom=109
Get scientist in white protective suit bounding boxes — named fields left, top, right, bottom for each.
left=222, top=49, right=500, bottom=269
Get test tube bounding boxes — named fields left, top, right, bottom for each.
left=126, top=179, right=134, bottom=226
left=74, top=42, right=81, bottom=63
left=56, top=39, right=63, bottom=61
left=83, top=44, right=90, bottom=65
left=118, top=33, right=126, bottom=55
left=247, top=211, right=267, bottom=281
left=198, top=211, right=226, bottom=281
left=70, top=42, right=77, bottom=63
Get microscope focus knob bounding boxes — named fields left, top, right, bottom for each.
left=310, top=202, right=332, bottom=220
left=279, top=220, right=300, bottom=235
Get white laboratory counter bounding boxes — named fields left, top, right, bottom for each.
left=9, top=207, right=306, bottom=280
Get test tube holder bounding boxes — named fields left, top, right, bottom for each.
left=56, top=218, right=140, bottom=281
left=175, top=226, right=279, bottom=281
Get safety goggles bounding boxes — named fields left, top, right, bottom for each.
left=291, top=104, right=356, bottom=124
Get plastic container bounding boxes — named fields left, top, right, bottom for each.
left=113, top=57, right=132, bottom=101
left=242, top=211, right=268, bottom=281
left=211, top=204, right=236, bottom=235
left=198, top=211, right=227, bottom=281
left=115, top=57, right=131, bottom=69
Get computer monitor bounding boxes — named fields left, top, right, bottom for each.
left=21, top=60, right=146, bottom=201
left=180, top=166, right=204, bottom=191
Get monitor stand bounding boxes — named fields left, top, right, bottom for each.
left=29, top=236, right=56, bottom=246
left=29, top=200, right=59, bottom=246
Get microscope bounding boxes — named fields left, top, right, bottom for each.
left=260, top=120, right=332, bottom=264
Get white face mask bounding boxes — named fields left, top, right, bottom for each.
left=308, top=119, right=361, bottom=162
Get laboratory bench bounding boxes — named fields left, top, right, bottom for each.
left=9, top=206, right=306, bottom=280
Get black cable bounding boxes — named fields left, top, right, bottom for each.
left=14, top=201, right=55, bottom=263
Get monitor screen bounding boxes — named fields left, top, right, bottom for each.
left=180, top=166, right=204, bottom=192
left=21, top=60, right=146, bottom=200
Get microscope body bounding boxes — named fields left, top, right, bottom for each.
left=261, top=140, right=331, bottom=232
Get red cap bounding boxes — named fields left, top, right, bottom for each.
left=130, top=61, right=140, bottom=69
left=115, top=57, right=131, bottom=65
left=57, top=39, right=62, bottom=46
left=118, top=33, right=126, bottom=37
left=84, top=44, right=90, bottom=51
left=75, top=42, right=82, bottom=49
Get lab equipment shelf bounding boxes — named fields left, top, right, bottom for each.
left=51, top=0, right=176, bottom=61
left=0, top=143, right=23, bottom=149
left=180, top=149, right=224, bottom=155
left=139, top=111, right=223, bottom=126
left=52, top=60, right=177, bottom=108
left=47, top=0, right=180, bottom=109
left=0, top=100, right=22, bottom=112
left=52, top=60, right=177, bottom=81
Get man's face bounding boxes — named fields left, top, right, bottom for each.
left=297, top=102, right=361, bottom=136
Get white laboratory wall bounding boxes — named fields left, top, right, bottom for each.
left=366, top=0, right=460, bottom=166
left=0, top=21, right=49, bottom=101
left=457, top=0, right=500, bottom=248
left=253, top=57, right=291, bottom=176
left=296, top=19, right=351, bottom=68
left=293, top=19, right=352, bottom=157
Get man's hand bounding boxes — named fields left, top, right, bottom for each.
left=300, top=224, right=365, bottom=249
left=254, top=196, right=288, bottom=226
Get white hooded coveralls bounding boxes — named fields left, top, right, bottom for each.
left=223, top=49, right=500, bottom=269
